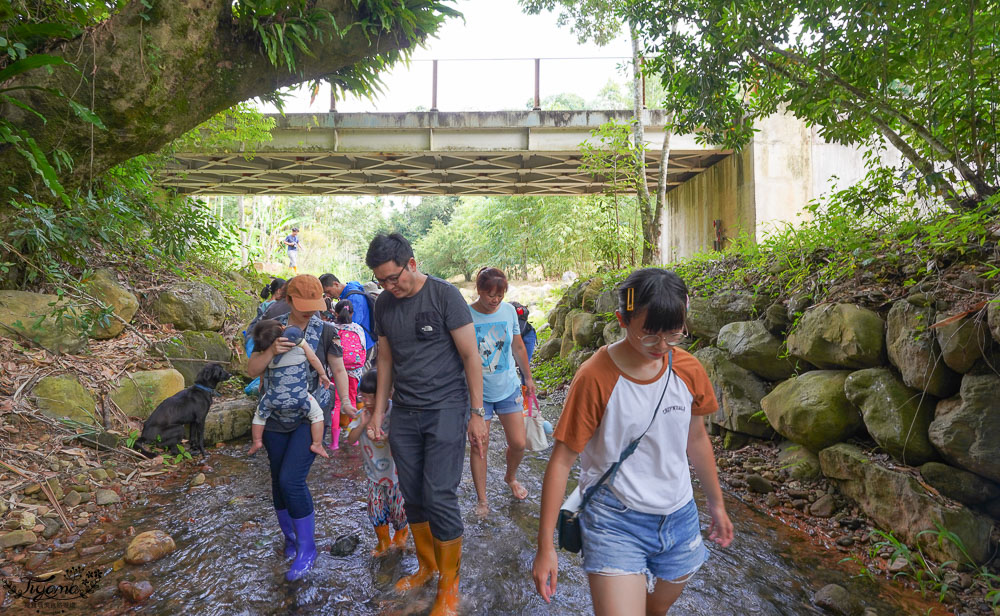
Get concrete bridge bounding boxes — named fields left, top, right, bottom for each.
left=160, top=110, right=729, bottom=197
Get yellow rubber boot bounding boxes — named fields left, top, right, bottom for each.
left=390, top=524, right=409, bottom=549
left=394, top=521, right=437, bottom=592
left=429, top=536, right=462, bottom=616
left=372, top=524, right=392, bottom=556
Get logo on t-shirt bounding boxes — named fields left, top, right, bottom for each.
left=660, top=404, right=687, bottom=414
left=474, top=322, right=509, bottom=374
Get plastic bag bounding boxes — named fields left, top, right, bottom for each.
left=523, top=392, right=548, bottom=451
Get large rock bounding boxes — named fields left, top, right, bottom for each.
left=202, top=398, right=255, bottom=444
left=928, top=374, right=1000, bottom=483
left=0, top=290, right=88, bottom=353
left=125, top=530, right=176, bottom=564
left=819, top=443, right=993, bottom=564
left=602, top=321, right=625, bottom=345
left=594, top=288, right=618, bottom=314
left=717, top=320, right=801, bottom=381
left=843, top=368, right=937, bottom=465
left=920, top=462, right=1000, bottom=507
left=548, top=304, right=571, bottom=338
left=988, top=296, right=1000, bottom=345
left=152, top=281, right=227, bottom=331
left=761, top=371, right=861, bottom=452
left=110, top=369, right=186, bottom=419
left=694, top=347, right=773, bottom=437
left=886, top=299, right=960, bottom=398
left=33, top=375, right=98, bottom=426
left=787, top=304, right=885, bottom=369
left=580, top=278, right=604, bottom=311
left=935, top=315, right=990, bottom=374
left=83, top=269, right=138, bottom=339
left=568, top=311, right=602, bottom=349
left=687, top=291, right=763, bottom=341
left=558, top=331, right=575, bottom=359
left=536, top=337, right=562, bottom=361
left=777, top=441, right=822, bottom=480
left=153, top=331, right=232, bottom=386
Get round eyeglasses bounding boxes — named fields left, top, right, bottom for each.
left=636, top=329, right=687, bottom=347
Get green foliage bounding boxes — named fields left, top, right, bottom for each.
left=531, top=355, right=575, bottom=392
left=168, top=103, right=275, bottom=157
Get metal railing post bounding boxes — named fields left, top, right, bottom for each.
left=533, top=58, right=541, bottom=110
left=431, top=59, right=439, bottom=111
left=329, top=88, right=337, bottom=112
left=640, top=56, right=647, bottom=109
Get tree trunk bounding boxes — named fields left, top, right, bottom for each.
left=648, top=112, right=675, bottom=264
left=239, top=195, right=248, bottom=267
left=0, top=0, right=432, bottom=200
left=629, top=25, right=655, bottom=265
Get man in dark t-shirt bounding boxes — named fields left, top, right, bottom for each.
left=365, top=233, right=484, bottom=615
left=283, top=227, right=302, bottom=274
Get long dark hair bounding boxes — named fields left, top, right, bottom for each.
left=333, top=300, right=353, bottom=325
left=260, top=277, right=286, bottom=300
left=617, top=268, right=687, bottom=332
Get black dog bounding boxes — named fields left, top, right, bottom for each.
left=134, top=363, right=231, bottom=457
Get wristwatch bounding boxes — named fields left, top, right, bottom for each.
left=471, top=406, right=486, bottom=418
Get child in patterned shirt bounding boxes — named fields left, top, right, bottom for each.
left=346, top=369, right=408, bottom=555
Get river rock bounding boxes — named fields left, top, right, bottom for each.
left=717, top=320, right=801, bottom=381
left=0, top=529, right=36, bottom=549
left=202, top=398, right=255, bottom=444
left=190, top=473, right=206, bottom=487
left=602, top=320, right=625, bottom=345
left=110, top=369, right=186, bottom=419
left=95, top=489, right=120, bottom=505
left=548, top=304, right=570, bottom=338
left=152, top=331, right=232, bottom=386
left=843, top=368, right=937, bottom=465
left=886, top=299, right=960, bottom=398
left=694, top=347, right=773, bottom=438
left=125, top=530, right=176, bottom=564
left=746, top=474, right=775, bottom=494
left=988, top=295, right=1000, bottom=345
left=764, top=302, right=792, bottom=336
left=761, top=371, right=860, bottom=452
left=536, top=337, right=561, bottom=361
left=567, top=310, right=602, bottom=349
left=153, top=281, right=227, bottom=331
left=810, top=494, right=837, bottom=518
left=0, top=290, right=88, bottom=353
left=559, top=331, right=575, bottom=359
left=33, top=375, right=99, bottom=426
left=778, top=441, right=822, bottom=480
left=819, top=443, right=992, bottom=564
left=329, top=533, right=360, bottom=556
left=935, top=315, right=990, bottom=374
left=568, top=349, right=595, bottom=372
left=594, top=288, right=618, bottom=314
left=84, top=269, right=139, bottom=339
left=580, top=278, right=604, bottom=311
left=119, top=580, right=154, bottom=603
left=687, top=291, right=764, bottom=341
left=920, top=462, right=1000, bottom=507
left=928, top=374, right=1000, bottom=483
left=814, top=583, right=863, bottom=616
left=64, top=490, right=82, bottom=507
left=787, top=304, right=885, bottom=369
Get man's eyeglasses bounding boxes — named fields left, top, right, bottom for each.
left=373, top=264, right=407, bottom=287
left=636, top=328, right=687, bottom=347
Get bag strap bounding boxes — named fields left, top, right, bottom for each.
left=578, top=349, right=673, bottom=512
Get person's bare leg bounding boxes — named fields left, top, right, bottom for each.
left=645, top=575, right=690, bottom=616
left=469, top=419, right=491, bottom=516
left=309, top=421, right=329, bottom=458
left=496, top=410, right=527, bottom=500
left=589, top=573, right=648, bottom=616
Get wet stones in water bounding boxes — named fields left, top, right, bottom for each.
left=119, top=580, right=154, bottom=603
left=41, top=518, right=61, bottom=539
left=95, top=489, right=120, bottom=505
left=0, top=530, right=37, bottom=549
left=814, top=583, right=863, bottom=616
left=190, top=473, right=206, bottom=487
left=835, top=535, right=855, bottom=547
left=25, top=551, right=48, bottom=571
left=810, top=494, right=837, bottom=517
left=329, top=533, right=360, bottom=556
left=125, top=530, right=176, bottom=565
left=746, top=474, right=775, bottom=493
left=64, top=490, right=82, bottom=507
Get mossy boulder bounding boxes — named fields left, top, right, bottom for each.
left=568, top=349, right=596, bottom=371
left=928, top=374, right=1000, bottom=483
left=920, top=462, right=1000, bottom=508
left=717, top=320, right=801, bottom=381
left=777, top=441, right=822, bottom=480
left=0, top=290, right=88, bottom=354
left=761, top=370, right=861, bottom=452
left=594, top=288, right=618, bottom=314
left=83, top=269, right=138, bottom=340
left=886, top=299, right=960, bottom=398
left=819, top=443, right=993, bottom=565
left=568, top=311, right=602, bottom=348
left=786, top=304, right=885, bottom=369
left=152, top=331, right=232, bottom=386
left=694, top=347, right=773, bottom=438
left=152, top=281, right=227, bottom=331
left=988, top=296, right=1000, bottom=345
left=687, top=291, right=762, bottom=341
left=843, top=368, right=937, bottom=465
left=536, top=337, right=562, bottom=361
left=580, top=278, right=604, bottom=311
left=935, top=315, right=990, bottom=374
left=203, top=398, right=255, bottom=444
left=110, top=369, right=186, bottom=419
left=548, top=304, right=571, bottom=338
left=602, top=321, right=625, bottom=345
left=33, top=375, right=98, bottom=426
left=559, top=331, right=575, bottom=359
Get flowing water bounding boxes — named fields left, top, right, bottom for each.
left=32, top=401, right=943, bottom=615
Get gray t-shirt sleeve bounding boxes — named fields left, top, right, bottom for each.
left=440, top=281, right=473, bottom=331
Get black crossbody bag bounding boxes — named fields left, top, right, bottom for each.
left=557, top=350, right=673, bottom=553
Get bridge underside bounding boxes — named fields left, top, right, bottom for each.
left=160, top=111, right=729, bottom=196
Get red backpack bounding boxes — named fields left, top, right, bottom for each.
left=338, top=325, right=366, bottom=372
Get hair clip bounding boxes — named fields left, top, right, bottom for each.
left=626, top=287, right=634, bottom=312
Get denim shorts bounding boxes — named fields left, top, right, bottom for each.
left=581, top=486, right=707, bottom=588
left=483, top=387, right=522, bottom=421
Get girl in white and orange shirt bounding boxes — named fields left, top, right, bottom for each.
left=532, top=268, right=734, bottom=615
